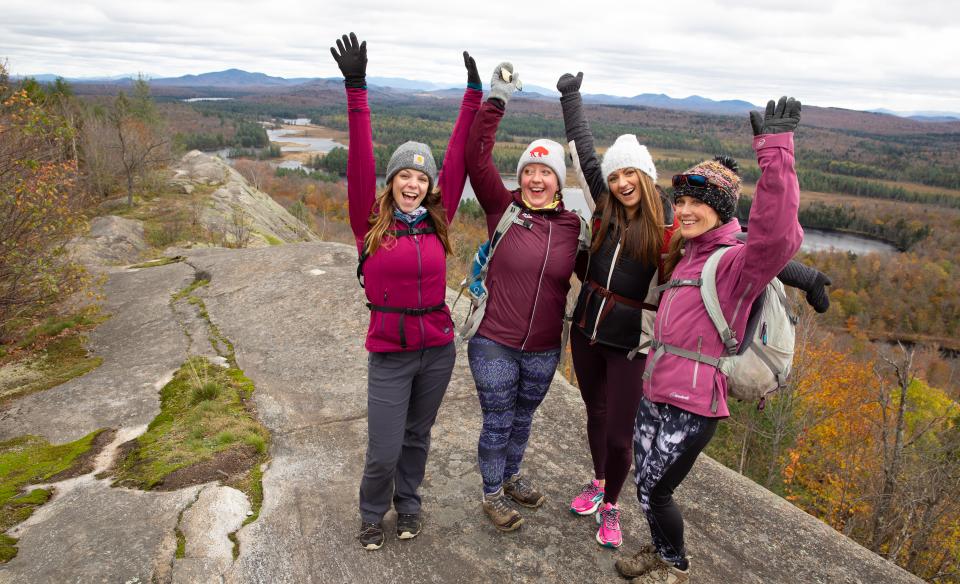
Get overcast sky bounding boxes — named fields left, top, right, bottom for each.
left=2, top=0, right=958, bottom=113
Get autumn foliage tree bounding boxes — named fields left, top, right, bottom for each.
left=0, top=62, right=87, bottom=340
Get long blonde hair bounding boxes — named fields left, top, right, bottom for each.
left=591, top=170, right=665, bottom=265
left=363, top=182, right=452, bottom=257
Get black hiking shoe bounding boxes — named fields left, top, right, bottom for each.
left=396, top=513, right=422, bottom=540
left=357, top=521, right=384, bottom=550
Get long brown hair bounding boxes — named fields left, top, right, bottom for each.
left=363, top=182, right=452, bottom=257
left=591, top=170, right=665, bottom=265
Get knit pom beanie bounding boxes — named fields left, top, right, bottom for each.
left=672, top=155, right=742, bottom=223
left=601, top=134, right=657, bottom=182
left=386, top=141, right=438, bottom=191
left=516, top=139, right=566, bottom=189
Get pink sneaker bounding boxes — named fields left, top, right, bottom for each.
left=596, top=502, right=623, bottom=548
left=569, top=479, right=605, bottom=515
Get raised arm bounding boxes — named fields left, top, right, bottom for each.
left=438, top=51, right=483, bottom=224
left=557, top=72, right=605, bottom=210
left=739, top=97, right=804, bottom=288
left=331, top=33, right=376, bottom=246
left=465, top=62, right=523, bottom=233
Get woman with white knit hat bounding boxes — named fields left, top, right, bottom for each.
left=557, top=73, right=677, bottom=550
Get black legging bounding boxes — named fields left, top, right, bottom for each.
left=570, top=328, right=646, bottom=504
left=634, top=396, right=718, bottom=564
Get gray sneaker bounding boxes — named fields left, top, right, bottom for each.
left=614, top=543, right=660, bottom=578
left=503, top=474, right=545, bottom=508
left=482, top=489, right=523, bottom=532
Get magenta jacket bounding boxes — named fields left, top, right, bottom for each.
left=643, top=132, right=803, bottom=418
left=348, top=87, right=482, bottom=352
left=465, top=100, right=583, bottom=352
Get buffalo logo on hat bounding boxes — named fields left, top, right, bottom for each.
left=530, top=146, right=550, bottom=158
left=413, top=154, right=425, bottom=166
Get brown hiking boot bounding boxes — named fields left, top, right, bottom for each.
left=482, top=489, right=524, bottom=531
left=614, top=543, right=660, bottom=578
left=629, top=557, right=690, bottom=584
left=503, top=474, right=545, bottom=508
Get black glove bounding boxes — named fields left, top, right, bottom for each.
left=330, top=32, right=367, bottom=89
left=777, top=259, right=831, bottom=313
left=805, top=271, right=832, bottom=314
left=750, top=96, right=801, bottom=136
left=556, top=72, right=583, bottom=96
left=464, top=51, right=481, bottom=89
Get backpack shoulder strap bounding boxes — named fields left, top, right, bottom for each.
left=576, top=212, right=591, bottom=251
left=700, top=246, right=739, bottom=355
left=490, top=202, right=524, bottom=251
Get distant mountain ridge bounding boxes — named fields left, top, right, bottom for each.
left=18, top=69, right=960, bottom=121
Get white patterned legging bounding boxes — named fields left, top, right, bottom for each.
left=633, top=396, right=718, bottom=564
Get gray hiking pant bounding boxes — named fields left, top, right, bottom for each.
left=358, top=342, right=456, bottom=523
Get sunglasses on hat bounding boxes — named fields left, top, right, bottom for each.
left=672, top=174, right=711, bottom=189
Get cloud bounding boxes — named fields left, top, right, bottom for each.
left=2, top=0, right=957, bottom=112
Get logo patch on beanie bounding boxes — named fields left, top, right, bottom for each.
left=530, top=146, right=550, bottom=158
left=413, top=154, right=425, bottom=166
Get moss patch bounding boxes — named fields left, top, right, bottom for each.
left=0, top=313, right=107, bottom=405
left=0, top=430, right=106, bottom=562
left=128, top=256, right=186, bottom=269
left=111, top=357, right=269, bottom=492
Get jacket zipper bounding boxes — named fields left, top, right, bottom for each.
left=660, top=242, right=695, bottom=336
left=692, top=336, right=702, bottom=388
left=521, top=221, right=552, bottom=351
left=590, top=235, right=622, bottom=342
left=415, top=236, right=425, bottom=350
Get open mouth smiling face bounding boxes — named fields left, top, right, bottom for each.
left=391, top=168, right=430, bottom=213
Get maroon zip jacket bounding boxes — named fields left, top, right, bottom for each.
left=465, top=99, right=582, bottom=351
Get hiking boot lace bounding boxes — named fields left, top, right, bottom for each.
left=488, top=494, right=512, bottom=514
left=357, top=522, right=381, bottom=539
left=511, top=476, right=535, bottom=498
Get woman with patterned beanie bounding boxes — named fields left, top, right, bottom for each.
left=330, top=32, right=482, bottom=551
left=556, top=73, right=832, bottom=555
left=614, top=97, right=805, bottom=584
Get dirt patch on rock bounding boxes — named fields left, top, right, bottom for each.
left=48, top=429, right=118, bottom=482
left=157, top=444, right=259, bottom=491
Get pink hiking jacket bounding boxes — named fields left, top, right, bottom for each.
left=643, top=132, right=803, bottom=417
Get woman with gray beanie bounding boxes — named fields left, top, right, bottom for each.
left=330, top=32, right=482, bottom=550
left=464, top=62, right=588, bottom=532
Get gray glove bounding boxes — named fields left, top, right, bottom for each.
left=489, top=62, right=522, bottom=106
left=750, top=96, right=801, bottom=136
left=556, top=72, right=583, bottom=96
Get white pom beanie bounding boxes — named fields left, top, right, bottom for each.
left=601, top=134, right=657, bottom=182
left=516, top=139, right=566, bottom=189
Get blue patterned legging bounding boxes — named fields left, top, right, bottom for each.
left=634, top=396, right=718, bottom=564
left=468, top=335, right=561, bottom=495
